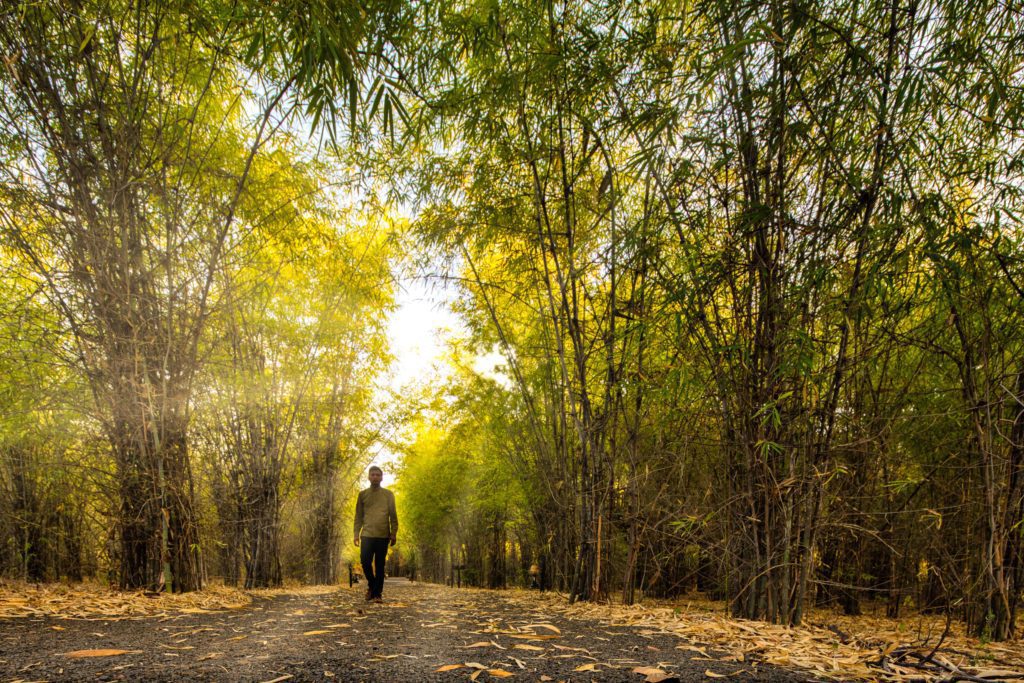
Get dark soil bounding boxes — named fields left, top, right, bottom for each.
left=0, top=579, right=814, bottom=682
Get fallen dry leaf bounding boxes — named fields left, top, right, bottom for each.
left=552, top=644, right=590, bottom=652
left=464, top=640, right=505, bottom=649
left=633, top=667, right=677, bottom=683
left=488, top=669, right=515, bottom=678
left=513, top=644, right=545, bottom=651
left=522, top=623, right=561, bottom=634
left=260, top=676, right=293, bottom=683
left=302, top=630, right=331, bottom=636
left=65, top=649, right=139, bottom=658
left=434, top=664, right=464, bottom=672
left=509, top=634, right=559, bottom=641
left=648, top=674, right=677, bottom=683
left=574, top=663, right=598, bottom=672
left=704, top=670, right=726, bottom=678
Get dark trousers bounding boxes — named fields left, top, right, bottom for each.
left=360, top=537, right=389, bottom=598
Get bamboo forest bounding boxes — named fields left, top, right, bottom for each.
left=1, top=0, right=1024, bottom=679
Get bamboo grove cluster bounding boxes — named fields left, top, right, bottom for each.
left=385, top=0, right=1024, bottom=641
left=0, top=0, right=1022, bottom=644
left=0, top=0, right=399, bottom=592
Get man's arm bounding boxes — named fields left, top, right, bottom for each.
left=388, top=491, right=398, bottom=546
left=353, top=492, right=363, bottom=546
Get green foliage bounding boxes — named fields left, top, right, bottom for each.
left=0, top=0, right=1022, bottom=640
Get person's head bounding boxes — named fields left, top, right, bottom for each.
left=368, top=465, right=383, bottom=488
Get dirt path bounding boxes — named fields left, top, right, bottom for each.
left=0, top=579, right=811, bottom=682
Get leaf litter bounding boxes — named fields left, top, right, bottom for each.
left=7, top=578, right=1022, bottom=681
left=0, top=578, right=251, bottom=619
left=516, top=591, right=1024, bottom=682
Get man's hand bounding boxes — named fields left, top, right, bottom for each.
left=354, top=536, right=360, bottom=547
left=389, top=535, right=396, bottom=547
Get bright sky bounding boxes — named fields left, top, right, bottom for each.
left=387, top=276, right=461, bottom=390
left=367, top=274, right=507, bottom=487
left=366, top=275, right=459, bottom=487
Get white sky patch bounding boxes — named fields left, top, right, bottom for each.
left=367, top=274, right=515, bottom=488
left=366, top=275, right=461, bottom=487
left=386, top=278, right=461, bottom=389
left=472, top=347, right=513, bottom=389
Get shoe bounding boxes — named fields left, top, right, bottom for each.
left=364, top=588, right=372, bottom=602
left=371, top=596, right=383, bottom=603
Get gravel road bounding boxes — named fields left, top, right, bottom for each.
left=0, top=579, right=813, bottom=682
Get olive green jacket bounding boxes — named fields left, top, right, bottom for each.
left=353, top=486, right=398, bottom=539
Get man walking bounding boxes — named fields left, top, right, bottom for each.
left=353, top=465, right=398, bottom=603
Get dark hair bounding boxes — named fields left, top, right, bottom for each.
left=368, top=465, right=383, bottom=474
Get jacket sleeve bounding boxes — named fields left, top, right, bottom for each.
left=389, top=491, right=399, bottom=537
left=353, top=492, right=363, bottom=538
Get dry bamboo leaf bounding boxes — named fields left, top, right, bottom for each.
left=574, top=663, right=598, bottom=672
left=704, top=671, right=726, bottom=679
left=975, top=669, right=1024, bottom=677
left=552, top=644, right=590, bottom=652
left=508, top=634, right=559, bottom=640
left=470, top=671, right=483, bottom=681
left=259, top=676, right=293, bottom=683
left=65, top=649, right=140, bottom=658
left=633, top=666, right=679, bottom=682
left=464, top=641, right=496, bottom=648
left=323, top=623, right=351, bottom=628
left=488, top=669, right=515, bottom=678
left=522, top=623, right=561, bottom=634
left=434, top=664, right=464, bottom=672
left=465, top=662, right=487, bottom=669
left=302, top=630, right=331, bottom=636
left=513, top=644, right=545, bottom=652
left=640, top=671, right=677, bottom=683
